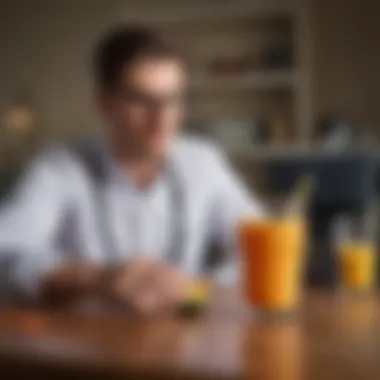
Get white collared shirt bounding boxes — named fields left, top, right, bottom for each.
left=0, top=135, right=263, bottom=298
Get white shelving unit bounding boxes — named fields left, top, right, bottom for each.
left=119, top=0, right=313, bottom=160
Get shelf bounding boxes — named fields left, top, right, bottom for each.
left=228, top=145, right=305, bottom=160
left=190, top=70, right=296, bottom=92
left=119, top=1, right=299, bottom=25
left=227, top=145, right=378, bottom=160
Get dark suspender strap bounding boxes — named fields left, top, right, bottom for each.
left=70, top=140, right=116, bottom=258
left=164, top=164, right=186, bottom=267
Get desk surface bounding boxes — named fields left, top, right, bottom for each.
left=0, top=290, right=379, bottom=380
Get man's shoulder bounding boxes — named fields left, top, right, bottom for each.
left=32, top=136, right=101, bottom=174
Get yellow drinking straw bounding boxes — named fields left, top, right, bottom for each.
left=285, top=174, right=316, bottom=216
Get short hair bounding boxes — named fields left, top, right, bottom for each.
left=93, top=26, right=186, bottom=90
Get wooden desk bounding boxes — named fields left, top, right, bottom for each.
left=0, top=290, right=379, bottom=379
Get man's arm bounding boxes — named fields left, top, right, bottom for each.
left=207, top=147, right=264, bottom=285
left=0, top=148, right=99, bottom=302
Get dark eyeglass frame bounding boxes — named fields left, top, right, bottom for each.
left=114, top=87, right=187, bottom=110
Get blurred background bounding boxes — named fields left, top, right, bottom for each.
left=0, top=0, right=379, bottom=286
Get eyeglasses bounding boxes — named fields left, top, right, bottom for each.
left=115, top=87, right=186, bottom=110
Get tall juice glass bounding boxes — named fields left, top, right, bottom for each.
left=238, top=215, right=306, bottom=314
left=334, top=216, right=377, bottom=292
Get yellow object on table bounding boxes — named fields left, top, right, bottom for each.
left=337, top=241, right=376, bottom=290
left=179, top=280, right=210, bottom=317
left=187, top=280, right=210, bottom=302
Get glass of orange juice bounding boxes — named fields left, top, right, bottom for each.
left=334, top=216, right=377, bottom=292
left=238, top=213, right=307, bottom=315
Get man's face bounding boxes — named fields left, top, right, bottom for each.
left=98, top=57, right=186, bottom=157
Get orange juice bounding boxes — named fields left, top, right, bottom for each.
left=337, top=241, right=376, bottom=290
left=238, top=218, right=305, bottom=311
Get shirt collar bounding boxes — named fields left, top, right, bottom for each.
left=97, top=133, right=182, bottom=189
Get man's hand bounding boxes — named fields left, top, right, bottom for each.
left=103, top=260, right=192, bottom=315
left=40, top=259, right=193, bottom=315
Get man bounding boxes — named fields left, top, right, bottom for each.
left=0, top=27, right=262, bottom=312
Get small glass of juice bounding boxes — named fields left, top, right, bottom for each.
left=333, top=215, right=377, bottom=293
